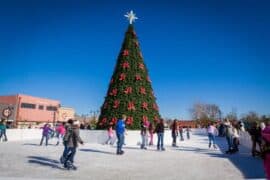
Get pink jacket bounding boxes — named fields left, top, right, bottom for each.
left=262, top=126, right=270, bottom=143
left=108, top=127, right=114, bottom=137
left=56, top=125, right=66, bottom=135
left=207, top=125, right=217, bottom=135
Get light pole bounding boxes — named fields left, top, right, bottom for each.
left=53, top=111, right=56, bottom=127
left=93, top=110, right=99, bottom=120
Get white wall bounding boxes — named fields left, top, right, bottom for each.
left=5, top=129, right=253, bottom=149
left=5, top=129, right=43, bottom=141
left=5, top=129, right=205, bottom=145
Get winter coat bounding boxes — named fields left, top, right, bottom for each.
left=141, top=121, right=148, bottom=135
left=64, top=127, right=83, bottom=148
left=56, top=125, right=66, bottom=135
left=0, top=124, right=6, bottom=131
left=224, top=122, right=233, bottom=137
left=155, top=122, right=164, bottom=133
left=171, top=123, right=178, bottom=135
left=116, top=119, right=125, bottom=134
left=42, top=125, right=53, bottom=136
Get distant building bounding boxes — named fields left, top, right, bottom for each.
left=178, top=120, right=198, bottom=128
left=0, top=94, right=75, bottom=128
left=58, top=107, right=75, bottom=122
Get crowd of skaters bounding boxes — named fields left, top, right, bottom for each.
left=206, top=119, right=251, bottom=154
left=206, top=118, right=270, bottom=178
left=112, top=115, right=193, bottom=154
left=39, top=119, right=84, bottom=170
left=36, top=116, right=270, bottom=178
left=4, top=114, right=268, bottom=178
left=170, top=120, right=191, bottom=147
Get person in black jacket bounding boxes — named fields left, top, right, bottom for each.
left=155, top=118, right=165, bottom=151
left=248, top=122, right=262, bottom=157
left=63, top=120, right=84, bottom=170
left=171, top=120, right=178, bottom=147
left=60, top=119, right=73, bottom=164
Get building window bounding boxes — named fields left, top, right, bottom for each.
left=38, top=105, right=44, bottom=110
left=21, top=103, right=36, bottom=109
left=46, top=106, right=57, bottom=111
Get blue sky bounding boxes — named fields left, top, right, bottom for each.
left=0, top=0, right=270, bottom=119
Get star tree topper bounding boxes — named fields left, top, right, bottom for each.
left=125, top=10, right=138, bottom=24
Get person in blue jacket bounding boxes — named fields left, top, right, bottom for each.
left=0, top=119, right=8, bottom=142
left=115, top=114, right=126, bottom=155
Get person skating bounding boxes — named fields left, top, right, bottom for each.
left=186, top=126, right=191, bottom=140
left=155, top=118, right=165, bottom=151
left=232, top=122, right=240, bottom=153
left=224, top=119, right=234, bottom=154
left=60, top=119, right=73, bottom=164
left=248, top=122, right=262, bottom=156
left=140, top=119, right=149, bottom=149
left=104, top=125, right=114, bottom=145
left=56, top=122, right=66, bottom=146
left=0, top=119, right=8, bottom=142
left=115, top=115, right=126, bottom=155
left=63, top=120, right=84, bottom=170
left=148, top=122, right=154, bottom=146
left=40, top=123, right=53, bottom=146
left=218, top=123, right=225, bottom=137
left=171, top=120, right=178, bottom=147
left=207, top=122, right=217, bottom=149
left=179, top=126, right=184, bottom=141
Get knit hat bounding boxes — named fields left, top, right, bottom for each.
left=74, top=121, right=80, bottom=126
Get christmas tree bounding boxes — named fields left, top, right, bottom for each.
left=97, top=11, right=161, bottom=129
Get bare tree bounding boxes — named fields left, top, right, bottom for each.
left=261, top=115, right=270, bottom=124
left=190, top=103, right=206, bottom=120
left=225, top=107, right=238, bottom=121
left=206, top=104, right=222, bottom=120
left=190, top=103, right=222, bottom=123
left=241, top=111, right=260, bottom=124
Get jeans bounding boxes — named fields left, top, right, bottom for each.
left=40, top=134, right=49, bottom=146
left=233, top=137, right=239, bottom=151
left=116, top=133, right=124, bottom=153
left=64, top=147, right=76, bottom=165
left=226, top=135, right=233, bottom=151
left=172, top=132, right=177, bottom=146
left=0, top=130, right=8, bottom=141
left=149, top=133, right=153, bottom=145
left=157, top=133, right=164, bottom=150
left=62, top=143, right=68, bottom=159
left=187, top=132, right=190, bottom=139
left=179, top=132, right=184, bottom=141
left=251, top=136, right=262, bottom=155
left=123, top=133, right=126, bottom=145
left=208, top=133, right=216, bottom=148
left=141, top=134, right=148, bottom=149
left=105, top=136, right=114, bottom=145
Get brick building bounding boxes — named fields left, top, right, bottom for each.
left=0, top=94, right=74, bottom=128
left=178, top=120, right=198, bottom=128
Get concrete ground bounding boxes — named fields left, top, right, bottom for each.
left=0, top=132, right=266, bottom=180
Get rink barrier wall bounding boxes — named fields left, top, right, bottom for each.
left=5, top=129, right=204, bottom=145
left=4, top=129, right=252, bottom=149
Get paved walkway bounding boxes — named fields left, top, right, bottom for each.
left=0, top=132, right=265, bottom=180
